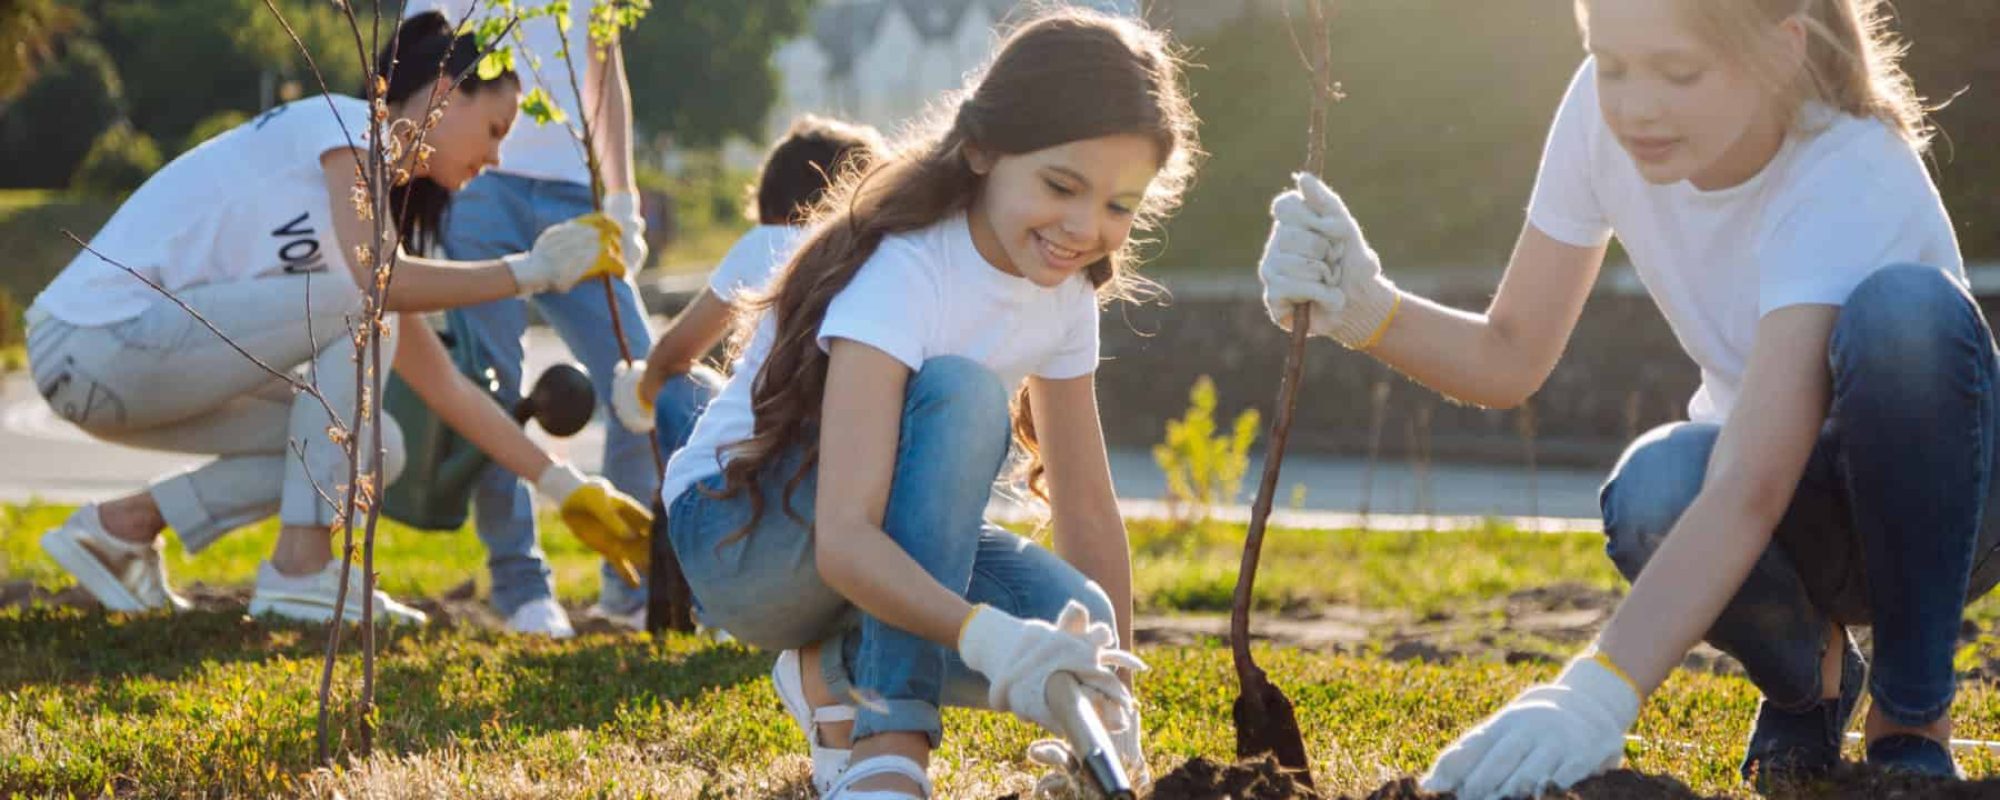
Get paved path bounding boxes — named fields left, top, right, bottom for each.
left=0, top=325, right=1605, bottom=531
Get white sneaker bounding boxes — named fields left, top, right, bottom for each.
left=584, top=602, right=645, bottom=632
left=506, top=597, right=576, bottom=639
left=773, top=648, right=855, bottom=794
left=39, top=505, right=189, bottom=612
left=248, top=560, right=428, bottom=625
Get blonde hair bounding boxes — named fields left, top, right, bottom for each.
left=1579, top=0, right=1932, bottom=149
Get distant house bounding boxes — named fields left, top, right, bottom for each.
left=766, top=0, right=1141, bottom=143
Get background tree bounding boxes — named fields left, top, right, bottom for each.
left=621, top=0, right=812, bottom=148
left=0, top=0, right=84, bottom=102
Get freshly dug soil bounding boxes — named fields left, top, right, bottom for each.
left=1149, top=756, right=1320, bottom=799
left=1136, top=760, right=1716, bottom=800
left=1130, top=759, right=2000, bottom=799
left=1761, top=763, right=2000, bottom=799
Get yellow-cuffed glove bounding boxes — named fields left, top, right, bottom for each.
left=534, top=463, right=651, bottom=587
left=579, top=212, right=628, bottom=283
left=502, top=215, right=618, bottom=295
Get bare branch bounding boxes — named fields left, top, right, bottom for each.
left=287, top=439, right=349, bottom=517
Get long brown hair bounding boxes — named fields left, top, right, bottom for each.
left=713, top=7, right=1200, bottom=535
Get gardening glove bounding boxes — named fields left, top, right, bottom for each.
left=1421, top=651, right=1641, bottom=800
left=1025, top=702, right=1152, bottom=794
left=958, top=601, right=1145, bottom=736
left=610, top=359, right=655, bottom=434
left=533, top=462, right=651, bottom=587
left=503, top=214, right=619, bottom=295
left=603, top=191, right=650, bottom=273
left=1259, top=172, right=1401, bottom=349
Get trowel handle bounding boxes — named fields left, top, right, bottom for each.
left=1046, top=672, right=1136, bottom=800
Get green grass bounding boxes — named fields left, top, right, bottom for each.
left=2, top=502, right=1627, bottom=618
left=8, top=504, right=2000, bottom=797
left=0, top=502, right=616, bottom=608
left=1129, top=519, right=1624, bottom=616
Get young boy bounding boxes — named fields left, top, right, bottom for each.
left=601, top=114, right=883, bottom=630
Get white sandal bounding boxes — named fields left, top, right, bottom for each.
left=823, top=753, right=932, bottom=799
left=772, top=649, right=856, bottom=794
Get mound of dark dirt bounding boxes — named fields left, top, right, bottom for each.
left=1763, top=762, right=2000, bottom=799
left=1277, top=768, right=1713, bottom=800
left=1150, top=755, right=1320, bottom=799
left=1135, top=762, right=1712, bottom=800
left=1130, top=760, right=2000, bottom=800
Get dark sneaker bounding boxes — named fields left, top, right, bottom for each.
left=1866, top=734, right=1961, bottom=779
left=1741, top=637, right=1865, bottom=791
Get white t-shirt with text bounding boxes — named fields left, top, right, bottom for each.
left=1527, top=60, right=1962, bottom=422
left=36, top=95, right=373, bottom=326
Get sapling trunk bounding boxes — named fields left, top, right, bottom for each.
left=1229, top=0, right=1336, bottom=784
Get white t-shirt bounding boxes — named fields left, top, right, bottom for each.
left=408, top=0, right=593, bottom=186
left=1528, top=60, right=1962, bottom=422
left=36, top=95, right=373, bottom=326
left=708, top=224, right=808, bottom=303
left=659, top=212, right=1103, bottom=506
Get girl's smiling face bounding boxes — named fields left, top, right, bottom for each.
left=1583, top=0, right=1800, bottom=189
left=965, top=133, right=1162, bottom=287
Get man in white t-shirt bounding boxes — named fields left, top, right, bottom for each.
left=406, top=0, right=654, bottom=637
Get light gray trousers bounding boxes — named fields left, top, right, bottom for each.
left=26, top=273, right=404, bottom=552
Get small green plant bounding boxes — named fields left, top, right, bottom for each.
left=1153, top=375, right=1260, bottom=525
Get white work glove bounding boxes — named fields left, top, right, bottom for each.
left=1258, top=172, right=1401, bottom=349
left=1421, top=653, right=1641, bottom=800
left=503, top=215, right=616, bottom=295
left=1026, top=703, right=1151, bottom=794
left=603, top=191, right=650, bottom=273
left=958, top=601, right=1145, bottom=736
left=610, top=360, right=655, bottom=434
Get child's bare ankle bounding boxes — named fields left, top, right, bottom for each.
left=1819, top=623, right=1846, bottom=700
left=799, top=643, right=836, bottom=705
left=794, top=643, right=856, bottom=748
left=97, top=496, right=164, bottom=545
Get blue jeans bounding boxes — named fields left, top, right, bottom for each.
left=665, top=357, right=1115, bottom=745
left=440, top=172, right=656, bottom=616
left=1601, top=265, right=2000, bottom=726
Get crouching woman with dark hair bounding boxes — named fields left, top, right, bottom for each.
left=27, top=11, right=651, bottom=625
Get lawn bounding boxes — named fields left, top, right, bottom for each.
left=7, top=503, right=2000, bottom=798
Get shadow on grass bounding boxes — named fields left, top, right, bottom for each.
left=368, top=637, right=774, bottom=742
left=0, top=617, right=782, bottom=798
left=0, top=606, right=335, bottom=689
